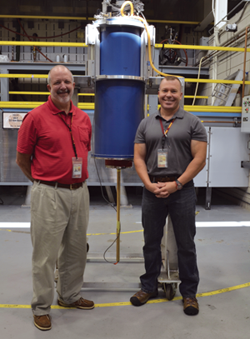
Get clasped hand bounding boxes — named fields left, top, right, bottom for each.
left=147, top=182, right=177, bottom=198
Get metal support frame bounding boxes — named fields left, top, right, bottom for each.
left=205, top=127, right=212, bottom=210
left=213, top=69, right=244, bottom=107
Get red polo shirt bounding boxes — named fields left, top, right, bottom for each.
left=17, top=96, right=92, bottom=184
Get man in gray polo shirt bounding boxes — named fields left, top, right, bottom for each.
left=130, top=76, right=207, bottom=315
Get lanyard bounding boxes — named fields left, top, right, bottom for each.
left=159, top=118, right=175, bottom=150
left=58, top=113, right=78, bottom=159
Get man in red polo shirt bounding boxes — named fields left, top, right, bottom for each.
left=16, top=65, right=94, bottom=331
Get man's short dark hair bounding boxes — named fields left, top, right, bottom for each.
left=159, top=76, right=182, bottom=91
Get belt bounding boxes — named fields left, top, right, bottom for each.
left=36, top=180, right=85, bottom=190
left=149, top=175, right=178, bottom=183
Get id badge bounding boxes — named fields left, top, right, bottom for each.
left=157, top=149, right=168, bottom=168
left=72, top=157, right=82, bottom=178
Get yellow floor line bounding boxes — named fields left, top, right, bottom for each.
left=0, top=229, right=143, bottom=236
left=87, top=230, right=143, bottom=236
left=1, top=282, right=249, bottom=309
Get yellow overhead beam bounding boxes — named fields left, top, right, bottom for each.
left=1, top=41, right=87, bottom=47
left=0, top=15, right=95, bottom=21
left=155, top=43, right=250, bottom=53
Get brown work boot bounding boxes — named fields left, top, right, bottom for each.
left=33, top=314, right=51, bottom=331
left=183, top=297, right=199, bottom=315
left=58, top=297, right=95, bottom=310
left=130, top=289, right=158, bottom=306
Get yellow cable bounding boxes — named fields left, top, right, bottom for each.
left=121, top=1, right=134, bottom=15
left=192, top=56, right=206, bottom=105
left=120, top=1, right=181, bottom=79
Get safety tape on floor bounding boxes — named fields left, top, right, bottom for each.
left=0, top=282, right=250, bottom=309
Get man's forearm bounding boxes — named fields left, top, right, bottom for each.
left=134, top=158, right=151, bottom=189
left=178, top=157, right=206, bottom=186
left=16, top=152, right=34, bottom=182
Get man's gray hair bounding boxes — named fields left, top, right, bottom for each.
left=47, top=65, right=74, bottom=85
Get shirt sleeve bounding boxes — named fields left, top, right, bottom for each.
left=134, top=119, right=146, bottom=144
left=16, top=113, right=37, bottom=154
left=87, top=115, right=92, bottom=151
left=191, top=116, right=207, bottom=142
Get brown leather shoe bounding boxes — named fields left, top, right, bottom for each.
left=33, top=314, right=51, bottom=331
left=130, top=289, right=158, bottom=306
left=58, top=297, right=95, bottom=310
left=183, top=297, right=199, bottom=315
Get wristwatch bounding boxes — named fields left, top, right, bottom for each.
left=175, top=179, right=183, bottom=190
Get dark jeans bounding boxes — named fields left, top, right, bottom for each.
left=140, top=182, right=199, bottom=298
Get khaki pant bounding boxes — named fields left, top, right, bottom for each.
left=30, top=181, right=89, bottom=315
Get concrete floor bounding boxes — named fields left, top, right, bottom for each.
left=0, top=186, right=250, bottom=339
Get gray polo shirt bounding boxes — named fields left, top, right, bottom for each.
left=134, top=108, right=207, bottom=177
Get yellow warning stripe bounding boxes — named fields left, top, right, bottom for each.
left=87, top=230, right=143, bottom=236
left=1, top=282, right=249, bottom=309
left=0, top=229, right=143, bottom=236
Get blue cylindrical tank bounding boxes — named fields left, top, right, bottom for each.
left=93, top=19, right=145, bottom=160
left=94, top=78, right=145, bottom=159
left=100, top=25, right=141, bottom=76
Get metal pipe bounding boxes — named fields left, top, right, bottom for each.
left=147, top=19, right=200, bottom=25
left=155, top=43, right=250, bottom=52
left=208, top=0, right=246, bottom=34
left=185, top=79, right=250, bottom=85
left=116, top=169, right=121, bottom=263
left=0, top=14, right=93, bottom=20
left=200, top=121, right=241, bottom=123
left=242, top=26, right=249, bottom=98
left=204, top=28, right=250, bottom=65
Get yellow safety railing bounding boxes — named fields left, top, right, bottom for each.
left=8, top=91, right=207, bottom=99
left=2, top=74, right=250, bottom=85
left=1, top=40, right=250, bottom=53
left=0, top=39, right=249, bottom=108
left=155, top=44, right=250, bottom=53
left=1, top=101, right=241, bottom=112
left=9, top=91, right=95, bottom=96
left=9, top=91, right=50, bottom=95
